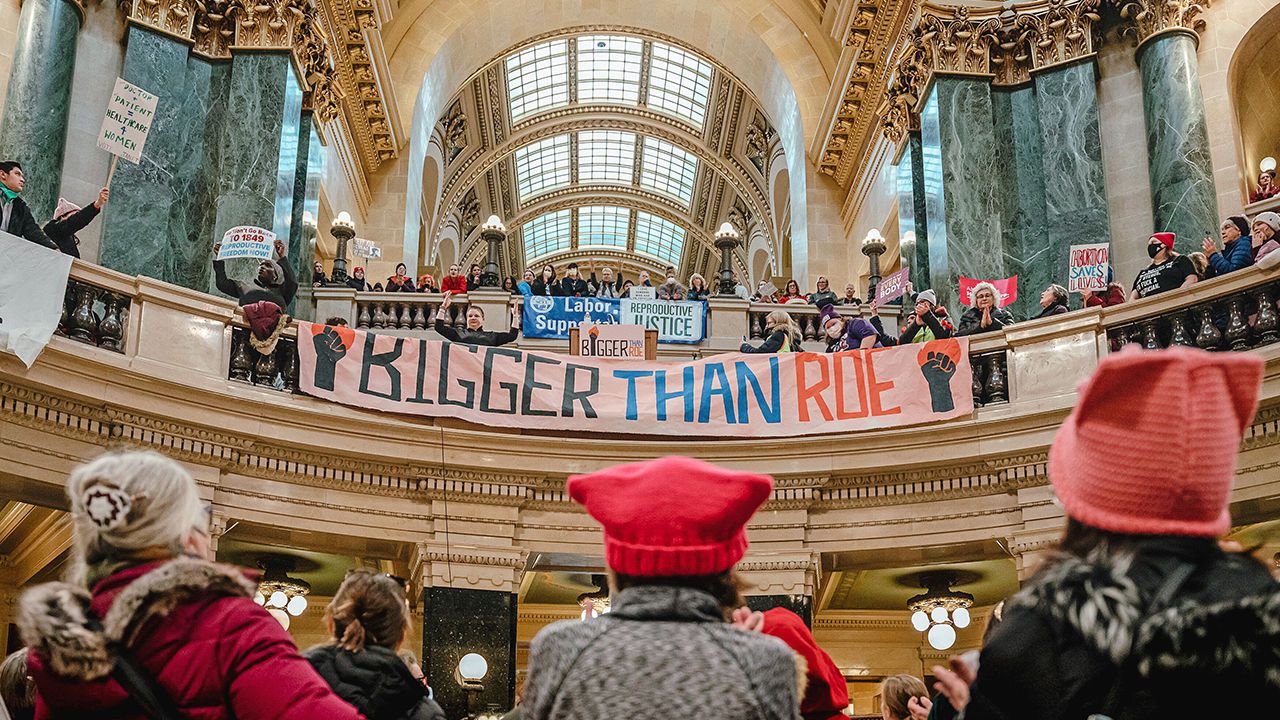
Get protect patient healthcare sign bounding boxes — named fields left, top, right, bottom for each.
left=97, top=77, right=158, bottom=164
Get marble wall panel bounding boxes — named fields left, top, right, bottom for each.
left=896, top=133, right=930, bottom=289
left=1139, top=32, right=1218, bottom=251
left=745, top=594, right=813, bottom=627
left=0, top=0, right=79, bottom=220
left=992, top=86, right=1048, bottom=320
left=423, top=587, right=517, bottom=719
left=99, top=27, right=230, bottom=290
left=288, top=112, right=324, bottom=318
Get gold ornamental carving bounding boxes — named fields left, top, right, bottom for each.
left=1016, top=0, right=1102, bottom=70
left=1114, top=0, right=1209, bottom=46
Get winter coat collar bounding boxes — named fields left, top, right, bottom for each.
left=1009, top=549, right=1280, bottom=688
left=305, top=644, right=426, bottom=720
left=607, top=585, right=725, bottom=623
left=17, top=557, right=256, bottom=681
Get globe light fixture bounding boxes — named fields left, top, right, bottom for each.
left=714, top=221, right=744, bottom=296
left=256, top=556, right=312, bottom=629
left=458, top=653, right=489, bottom=682
left=906, top=572, right=975, bottom=651
left=329, top=211, right=357, bottom=284
left=1262, top=157, right=1277, bottom=174
left=910, top=610, right=929, bottom=632
left=927, top=622, right=957, bottom=651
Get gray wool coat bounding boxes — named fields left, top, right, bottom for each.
left=521, top=584, right=801, bottom=720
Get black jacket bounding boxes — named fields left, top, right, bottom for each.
left=2, top=195, right=56, bottom=250
left=42, top=204, right=100, bottom=258
left=435, top=317, right=518, bottom=346
left=740, top=328, right=800, bottom=353
left=304, top=644, right=446, bottom=720
left=898, top=310, right=952, bottom=343
left=347, top=276, right=372, bottom=291
left=808, top=289, right=838, bottom=307
left=956, top=306, right=1015, bottom=336
left=1033, top=302, right=1069, bottom=320
left=530, top=277, right=564, bottom=296
left=966, top=539, right=1280, bottom=720
left=213, top=258, right=297, bottom=307
left=589, top=273, right=624, bottom=298
left=558, top=276, right=590, bottom=297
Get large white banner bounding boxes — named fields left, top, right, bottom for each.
left=0, top=230, right=73, bottom=367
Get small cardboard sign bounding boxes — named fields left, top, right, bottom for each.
left=629, top=286, right=657, bottom=301
left=959, top=276, right=1019, bottom=307
left=97, top=78, right=159, bottom=164
left=353, top=238, right=381, bottom=259
left=1068, top=243, right=1110, bottom=292
left=217, top=226, right=275, bottom=260
left=577, top=323, right=646, bottom=358
left=875, top=268, right=910, bottom=303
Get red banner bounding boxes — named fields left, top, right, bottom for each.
left=959, top=276, right=1018, bottom=307
left=296, top=322, right=975, bottom=438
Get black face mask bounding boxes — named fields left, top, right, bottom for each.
left=1148, top=244, right=1163, bottom=259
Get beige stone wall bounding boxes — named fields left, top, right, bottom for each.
left=1097, top=41, right=1154, bottom=289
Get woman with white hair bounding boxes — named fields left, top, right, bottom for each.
left=17, top=451, right=359, bottom=720
left=957, top=282, right=1014, bottom=336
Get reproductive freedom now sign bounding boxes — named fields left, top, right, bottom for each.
left=297, top=322, right=974, bottom=437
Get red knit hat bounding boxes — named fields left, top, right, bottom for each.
left=1150, top=232, right=1176, bottom=250
left=762, top=608, right=849, bottom=720
left=1050, top=346, right=1261, bottom=537
left=567, top=456, right=773, bottom=576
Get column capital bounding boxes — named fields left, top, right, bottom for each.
left=1015, top=0, right=1103, bottom=73
left=1114, top=0, right=1209, bottom=48
left=412, top=543, right=528, bottom=594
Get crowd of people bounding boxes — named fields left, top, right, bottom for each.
left=7, top=346, right=1276, bottom=719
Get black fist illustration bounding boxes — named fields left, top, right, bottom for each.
left=920, top=350, right=957, bottom=413
left=312, top=326, right=349, bottom=391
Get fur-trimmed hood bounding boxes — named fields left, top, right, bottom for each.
left=1009, top=552, right=1280, bottom=688
left=17, top=558, right=256, bottom=681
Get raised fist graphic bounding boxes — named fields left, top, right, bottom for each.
left=312, top=326, right=349, bottom=391
left=920, top=350, right=957, bottom=413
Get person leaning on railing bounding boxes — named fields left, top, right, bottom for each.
left=687, top=273, right=710, bottom=301
left=212, top=238, right=297, bottom=309
left=1130, top=233, right=1197, bottom=301
left=1031, top=284, right=1069, bottom=320
left=0, top=160, right=56, bottom=250
left=899, top=289, right=953, bottom=344
left=821, top=304, right=879, bottom=352
left=1203, top=215, right=1254, bottom=277
left=385, top=263, right=416, bottom=293
left=656, top=265, right=686, bottom=300
left=1252, top=212, right=1280, bottom=260
left=740, top=310, right=803, bottom=353
left=808, top=276, right=838, bottom=307
left=587, top=260, right=624, bottom=298
left=433, top=291, right=519, bottom=346
left=347, top=267, right=372, bottom=291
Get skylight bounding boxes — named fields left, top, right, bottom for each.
left=646, top=42, right=713, bottom=127
left=577, top=35, right=644, bottom=105
left=633, top=212, right=686, bottom=265
left=521, top=210, right=572, bottom=260
left=514, top=134, right=571, bottom=201
left=506, top=39, right=571, bottom=121
left=639, top=136, right=698, bottom=206
left=577, top=206, right=630, bottom=249
left=578, top=130, right=637, bottom=185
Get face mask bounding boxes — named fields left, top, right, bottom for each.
left=826, top=325, right=842, bottom=339
left=543, top=271, right=552, bottom=279
left=1148, top=244, right=1162, bottom=258
left=667, top=276, right=676, bottom=283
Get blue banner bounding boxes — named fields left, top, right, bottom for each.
left=521, top=295, right=707, bottom=343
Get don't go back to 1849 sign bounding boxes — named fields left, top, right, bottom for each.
left=297, top=322, right=975, bottom=437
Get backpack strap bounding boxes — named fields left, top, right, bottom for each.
left=111, top=653, right=184, bottom=720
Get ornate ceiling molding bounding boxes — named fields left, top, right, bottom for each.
left=315, top=0, right=399, bottom=170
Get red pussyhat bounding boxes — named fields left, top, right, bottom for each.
left=1050, top=346, right=1261, bottom=537
left=567, top=457, right=773, bottom=577
left=1150, top=232, right=1176, bottom=250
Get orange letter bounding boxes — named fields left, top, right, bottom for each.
left=795, top=353, right=834, bottom=422
left=832, top=351, right=869, bottom=420
left=865, top=348, right=901, bottom=416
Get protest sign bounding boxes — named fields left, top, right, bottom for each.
left=298, top=322, right=974, bottom=437
left=217, top=226, right=276, bottom=261
left=523, top=295, right=622, bottom=338
left=622, top=298, right=706, bottom=344
left=959, top=276, right=1018, bottom=307
left=0, top=230, right=74, bottom=367
left=97, top=78, right=158, bottom=164
left=353, top=238, right=382, bottom=259
left=629, top=286, right=656, bottom=300
left=577, top=323, right=646, bottom=358
left=876, top=268, right=910, bottom=303
left=1068, top=243, right=1110, bottom=292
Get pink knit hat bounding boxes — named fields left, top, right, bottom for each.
left=1050, top=346, right=1262, bottom=537
left=567, top=456, right=773, bottom=577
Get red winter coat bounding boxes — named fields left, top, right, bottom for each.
left=20, top=558, right=361, bottom=720
left=762, top=608, right=849, bottom=720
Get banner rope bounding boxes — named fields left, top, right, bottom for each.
left=437, top=424, right=453, bottom=585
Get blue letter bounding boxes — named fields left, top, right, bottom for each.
left=612, top=370, right=654, bottom=420
left=735, top=359, right=781, bottom=423
left=655, top=367, right=695, bottom=422
left=699, top=363, right=736, bottom=423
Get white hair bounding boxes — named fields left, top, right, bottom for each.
left=969, top=281, right=999, bottom=305
left=66, top=451, right=207, bottom=585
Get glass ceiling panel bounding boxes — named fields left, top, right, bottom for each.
left=578, top=130, right=636, bottom=185
left=634, top=211, right=686, bottom=265
left=515, top=134, right=571, bottom=201
left=506, top=39, right=571, bottom=121
left=522, top=210, right=572, bottom=260
left=577, top=206, right=631, bottom=248
left=577, top=35, right=644, bottom=105
left=646, top=42, right=713, bottom=127
left=639, top=136, right=698, bottom=206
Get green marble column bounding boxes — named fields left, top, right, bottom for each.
left=288, top=111, right=324, bottom=317
left=896, top=133, right=930, bottom=290
left=1138, top=32, right=1216, bottom=252
left=98, top=26, right=230, bottom=290
left=991, top=86, right=1048, bottom=320
left=0, top=0, right=81, bottom=220
left=210, top=52, right=304, bottom=295
left=920, top=78, right=1008, bottom=313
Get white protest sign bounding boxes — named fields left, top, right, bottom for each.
left=622, top=298, right=706, bottom=343
left=629, top=286, right=656, bottom=301
left=0, top=230, right=74, bottom=367
left=577, top=323, right=646, bottom=358
left=1068, top=243, right=1110, bottom=292
left=217, top=226, right=276, bottom=260
left=353, top=238, right=382, bottom=259
left=97, top=78, right=159, bottom=164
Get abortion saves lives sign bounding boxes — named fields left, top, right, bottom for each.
left=1068, top=244, right=1110, bottom=292
left=297, top=322, right=974, bottom=438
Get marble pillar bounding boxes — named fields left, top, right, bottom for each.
left=920, top=79, right=1007, bottom=313
left=895, top=134, right=930, bottom=291
left=0, top=0, right=80, bottom=220
left=288, top=111, right=324, bottom=317
left=98, top=27, right=229, bottom=289
left=991, top=86, right=1048, bottom=321
left=209, top=52, right=303, bottom=295
left=1137, top=32, right=1216, bottom=252
left=745, top=595, right=813, bottom=626
left=422, top=587, right=517, bottom=719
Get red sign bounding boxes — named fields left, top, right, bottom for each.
left=959, top=276, right=1018, bottom=307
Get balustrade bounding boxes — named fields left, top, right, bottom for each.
left=229, top=325, right=298, bottom=392
left=971, top=351, right=1010, bottom=407
left=56, top=277, right=131, bottom=353
left=355, top=292, right=465, bottom=331
left=1105, top=276, right=1280, bottom=353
